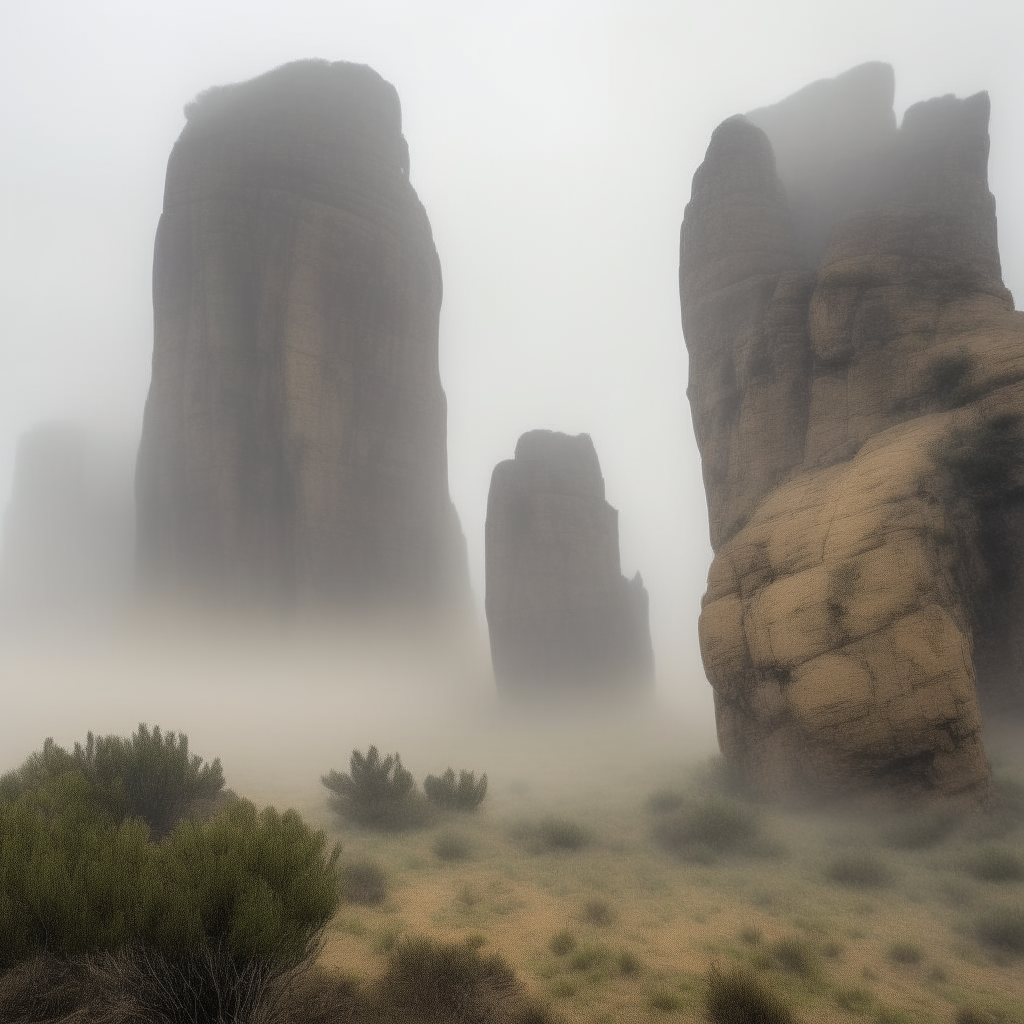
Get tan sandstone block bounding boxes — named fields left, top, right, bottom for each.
left=699, top=595, right=750, bottom=684
left=745, top=564, right=832, bottom=668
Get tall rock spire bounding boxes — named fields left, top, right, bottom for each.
left=137, top=60, right=467, bottom=609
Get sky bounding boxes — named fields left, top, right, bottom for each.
left=2, top=0, right=1023, bottom=695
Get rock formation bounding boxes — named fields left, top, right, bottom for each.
left=2, top=422, right=133, bottom=611
left=681, top=63, right=1024, bottom=803
left=136, top=60, right=467, bottom=608
left=485, top=430, right=654, bottom=701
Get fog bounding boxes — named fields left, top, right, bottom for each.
left=2, top=0, right=1024, bottom=772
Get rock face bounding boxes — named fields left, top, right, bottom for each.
left=681, top=63, right=1024, bottom=802
left=2, top=423, right=133, bottom=611
left=136, top=60, right=467, bottom=608
left=485, top=430, right=654, bottom=701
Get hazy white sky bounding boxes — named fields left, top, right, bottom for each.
left=1, top=0, right=1022, bottom=691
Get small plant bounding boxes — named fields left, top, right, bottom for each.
left=582, top=898, right=615, bottom=927
left=652, top=797, right=760, bottom=860
left=887, top=940, right=923, bottom=965
left=739, top=926, right=763, bottom=946
left=514, top=816, right=593, bottom=853
left=964, top=846, right=1024, bottom=883
left=569, top=944, right=612, bottom=973
left=617, top=950, right=642, bottom=976
left=339, top=860, right=388, bottom=906
left=646, top=788, right=685, bottom=814
left=549, top=931, right=577, bottom=956
left=955, top=1007, right=1009, bottom=1024
left=834, top=986, right=873, bottom=1013
left=881, top=808, right=959, bottom=850
left=975, top=906, right=1024, bottom=955
left=823, top=851, right=892, bottom=888
left=375, top=935, right=520, bottom=1021
left=770, top=936, right=818, bottom=977
left=434, top=829, right=473, bottom=862
left=322, top=745, right=430, bottom=830
left=424, top=767, right=488, bottom=811
left=648, top=990, right=683, bottom=1012
left=704, top=964, right=793, bottom=1024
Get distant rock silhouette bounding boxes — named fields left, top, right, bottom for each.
left=681, top=63, right=1024, bottom=803
left=2, top=422, right=133, bottom=612
left=485, top=430, right=653, bottom=701
left=136, top=60, right=467, bottom=608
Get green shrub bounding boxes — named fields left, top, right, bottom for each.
left=823, top=851, right=892, bottom=888
left=617, top=950, right=642, bottom=976
left=568, top=944, right=612, bottom=973
left=322, top=745, right=431, bottom=830
left=652, top=797, right=760, bottom=860
left=964, top=847, right=1024, bottom=882
left=514, top=816, right=593, bottom=853
left=582, top=898, right=615, bottom=927
left=975, top=906, right=1024, bottom=954
left=434, top=829, right=474, bottom=862
left=339, top=860, right=388, bottom=906
left=549, top=930, right=577, bottom=956
left=834, top=986, right=873, bottom=1013
left=887, top=940, right=923, bottom=965
left=770, top=936, right=818, bottom=976
left=881, top=808, right=958, bottom=850
left=0, top=724, right=224, bottom=839
left=704, top=964, right=794, bottom=1024
left=375, top=935, right=519, bottom=1021
left=648, top=990, right=683, bottom=1012
left=424, top=767, right=488, bottom=811
left=954, top=1007, right=1010, bottom=1024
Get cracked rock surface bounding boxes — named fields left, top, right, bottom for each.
left=681, top=63, right=1024, bottom=801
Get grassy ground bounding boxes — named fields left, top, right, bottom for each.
left=267, top=716, right=1024, bottom=1024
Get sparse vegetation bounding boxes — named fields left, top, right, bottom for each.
left=770, top=935, right=819, bottom=976
left=651, top=796, right=761, bottom=860
left=425, top=767, right=489, bottom=811
left=581, top=898, right=616, bottom=927
left=975, top=907, right=1024, bottom=955
left=514, top=815, right=593, bottom=853
left=704, top=963, right=794, bottom=1024
left=823, top=850, right=892, bottom=888
left=434, top=828, right=474, bottom=861
left=887, top=939, right=924, bottom=965
left=964, top=847, right=1024, bottom=883
left=322, top=745, right=432, bottom=830
left=339, top=859, right=389, bottom=906
left=549, top=930, right=577, bottom=956
left=881, top=807, right=959, bottom=850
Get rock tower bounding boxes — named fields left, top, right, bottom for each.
left=485, top=430, right=654, bottom=701
left=681, top=63, right=1024, bottom=802
left=137, top=60, right=467, bottom=608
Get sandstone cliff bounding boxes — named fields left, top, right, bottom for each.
left=136, top=60, right=467, bottom=608
left=485, top=430, right=653, bottom=701
left=681, top=63, right=1024, bottom=802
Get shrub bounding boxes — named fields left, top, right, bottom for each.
left=975, top=907, right=1024, bottom=955
left=514, top=816, right=593, bottom=853
left=652, top=797, right=760, bottom=860
left=646, top=788, right=685, bottom=814
left=955, top=1007, right=1009, bottom=1024
left=617, top=950, right=642, bottom=976
left=648, top=990, right=682, bottom=1012
left=549, top=930, right=577, bottom=956
left=0, top=724, right=224, bottom=838
left=582, top=898, right=615, bottom=927
left=887, top=940, right=923, bottom=965
left=424, top=767, right=488, bottom=811
left=568, top=944, right=612, bottom=973
left=823, top=851, right=892, bottom=888
left=704, top=964, right=794, bottom=1024
left=434, top=829, right=474, bottom=862
left=322, top=745, right=431, bottom=830
left=375, top=935, right=519, bottom=1021
left=339, top=860, right=388, bottom=906
left=881, top=808, right=958, bottom=850
left=964, top=847, right=1024, bottom=882
left=770, top=936, right=818, bottom=976
left=834, top=986, right=873, bottom=1013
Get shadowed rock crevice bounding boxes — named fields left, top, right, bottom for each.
left=136, top=60, right=467, bottom=610
left=681, top=63, right=1024, bottom=802
left=485, top=430, right=653, bottom=703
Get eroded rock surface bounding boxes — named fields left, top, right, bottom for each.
left=485, top=430, right=653, bottom=701
left=681, top=63, right=1024, bottom=802
left=137, top=60, right=467, bottom=608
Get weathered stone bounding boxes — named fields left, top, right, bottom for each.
left=1, top=422, right=133, bottom=610
left=136, top=60, right=467, bottom=608
left=681, top=64, right=1024, bottom=802
left=485, top=430, right=653, bottom=701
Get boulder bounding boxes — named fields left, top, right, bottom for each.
left=136, top=60, right=467, bottom=609
left=681, top=64, right=1024, bottom=802
left=485, top=430, right=653, bottom=701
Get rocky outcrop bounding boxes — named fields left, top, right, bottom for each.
left=681, top=63, right=1024, bottom=802
left=2, top=423, right=133, bottom=610
left=485, top=430, right=653, bottom=701
left=136, top=60, right=467, bottom=608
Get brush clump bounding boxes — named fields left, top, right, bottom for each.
left=322, top=745, right=433, bottom=830
left=425, top=767, right=488, bottom=811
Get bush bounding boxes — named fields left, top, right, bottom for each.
left=652, top=797, right=760, bottom=860
left=646, top=788, right=685, bottom=814
left=375, top=935, right=519, bottom=1022
left=514, top=816, right=593, bottom=853
left=0, top=724, right=224, bottom=839
left=975, top=907, right=1024, bottom=955
left=964, top=847, right=1024, bottom=882
left=434, top=829, right=474, bottom=862
left=425, top=767, right=488, bottom=811
left=569, top=944, right=612, bottom=974
left=704, top=964, right=794, bottom=1024
left=0, top=784, right=340, bottom=1020
left=617, top=950, right=642, bottom=976
left=581, top=898, right=616, bottom=927
left=887, top=940, right=923, bottom=965
left=322, top=746, right=431, bottom=830
left=770, top=936, right=818, bottom=976
left=881, top=808, right=959, bottom=850
left=339, top=860, right=388, bottom=906
left=823, top=851, right=892, bottom=888
left=549, top=930, right=577, bottom=956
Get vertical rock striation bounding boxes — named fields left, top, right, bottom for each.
left=137, top=60, right=467, bottom=608
left=485, top=430, right=653, bottom=701
left=681, top=63, right=1024, bottom=802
